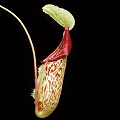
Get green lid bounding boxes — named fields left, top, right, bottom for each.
left=42, top=4, right=75, bottom=30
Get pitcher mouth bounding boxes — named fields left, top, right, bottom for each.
left=42, top=28, right=72, bottom=63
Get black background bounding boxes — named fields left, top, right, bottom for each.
left=0, top=0, right=105, bottom=120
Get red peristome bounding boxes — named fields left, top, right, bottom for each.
left=42, top=28, right=72, bottom=63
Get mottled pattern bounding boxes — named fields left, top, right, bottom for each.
left=36, top=56, right=67, bottom=117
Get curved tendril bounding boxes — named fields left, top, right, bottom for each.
left=0, top=5, right=39, bottom=111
